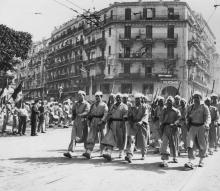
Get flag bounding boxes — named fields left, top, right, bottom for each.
left=11, top=81, right=23, bottom=100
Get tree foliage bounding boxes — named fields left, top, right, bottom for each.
left=0, top=24, right=32, bottom=71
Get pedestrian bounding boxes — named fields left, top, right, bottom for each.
left=38, top=101, right=46, bottom=133
left=63, top=90, right=90, bottom=158
left=184, top=92, right=211, bottom=169
left=160, top=96, right=181, bottom=167
left=18, top=101, right=28, bottom=135
left=82, top=91, right=108, bottom=159
left=125, top=93, right=149, bottom=163
left=101, top=93, right=128, bottom=161
left=31, top=99, right=40, bottom=136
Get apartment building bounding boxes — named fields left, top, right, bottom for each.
left=46, top=0, right=218, bottom=101
left=20, top=39, right=50, bottom=100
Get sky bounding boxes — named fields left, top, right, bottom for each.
left=0, top=0, right=220, bottom=51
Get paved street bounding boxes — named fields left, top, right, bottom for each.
left=0, top=128, right=220, bottom=191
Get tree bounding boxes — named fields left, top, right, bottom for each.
left=0, top=24, right=32, bottom=72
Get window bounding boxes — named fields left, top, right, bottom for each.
left=104, top=14, right=106, bottom=24
left=168, top=25, right=174, bottom=38
left=125, top=8, right=131, bottom=20
left=146, top=25, right=152, bottom=38
left=124, top=47, right=130, bottom=58
left=108, top=64, right=111, bottom=74
left=167, top=45, right=175, bottom=58
left=101, top=83, right=110, bottom=94
left=143, top=84, right=154, bottom=94
left=168, top=8, right=174, bottom=19
left=145, top=45, right=152, bottom=58
left=110, top=10, right=113, bottom=19
left=145, top=67, right=152, bottom=76
left=121, top=83, right=132, bottom=94
left=108, top=46, right=111, bottom=55
left=109, top=28, right=111, bottom=37
left=143, top=8, right=155, bottom=20
left=124, top=26, right=131, bottom=39
left=124, top=63, right=130, bottom=74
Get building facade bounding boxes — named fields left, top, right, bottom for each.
left=45, top=0, right=218, bottom=101
left=18, top=39, right=50, bottom=100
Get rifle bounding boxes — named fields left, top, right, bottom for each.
left=211, top=80, right=215, bottom=94
left=176, top=81, right=181, bottom=95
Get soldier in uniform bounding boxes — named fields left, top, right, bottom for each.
left=160, top=96, right=181, bottom=167
left=101, top=93, right=128, bottom=161
left=82, top=91, right=108, bottom=159
left=151, top=96, right=165, bottom=153
left=211, top=93, right=220, bottom=144
left=204, top=97, right=219, bottom=154
left=63, top=90, right=90, bottom=158
left=179, top=98, right=187, bottom=152
left=184, top=92, right=211, bottom=169
left=125, top=93, right=149, bottom=163
left=174, top=95, right=181, bottom=109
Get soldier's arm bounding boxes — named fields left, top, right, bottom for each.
left=122, top=104, right=128, bottom=120
left=174, top=109, right=181, bottom=125
left=79, top=102, right=91, bottom=117
left=204, top=105, right=211, bottom=127
left=101, top=103, right=109, bottom=122
left=140, top=105, right=149, bottom=125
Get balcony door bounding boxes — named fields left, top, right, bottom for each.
left=167, top=25, right=174, bottom=38
left=125, top=8, right=131, bottom=20
left=146, top=25, right=152, bottom=38
left=124, top=26, right=131, bottom=39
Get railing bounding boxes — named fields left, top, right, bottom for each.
left=118, top=52, right=178, bottom=60
left=103, top=13, right=183, bottom=24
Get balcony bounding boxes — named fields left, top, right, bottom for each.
left=102, top=13, right=183, bottom=25
left=118, top=52, right=178, bottom=62
left=117, top=72, right=159, bottom=81
left=84, top=37, right=106, bottom=50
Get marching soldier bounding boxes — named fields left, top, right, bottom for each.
left=151, top=96, right=165, bottom=154
left=174, top=95, right=181, bottom=109
left=211, top=93, right=220, bottom=144
left=160, top=96, right=181, bottom=167
left=179, top=98, right=188, bottom=152
left=204, top=97, right=219, bottom=154
left=31, top=99, right=40, bottom=136
left=125, top=93, right=149, bottom=163
left=63, top=90, right=90, bottom=158
left=83, top=91, right=108, bottom=159
left=101, top=93, right=128, bottom=161
left=184, top=92, right=211, bottom=169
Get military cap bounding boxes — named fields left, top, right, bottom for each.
left=78, top=90, right=86, bottom=96
left=95, top=91, right=103, bottom=96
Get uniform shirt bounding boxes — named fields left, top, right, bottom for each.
left=187, top=104, right=211, bottom=127
left=209, top=105, right=219, bottom=123
left=72, top=100, right=90, bottom=119
left=108, top=102, right=128, bottom=120
left=161, top=106, right=181, bottom=125
left=89, top=101, right=108, bottom=122
left=129, top=103, right=149, bottom=124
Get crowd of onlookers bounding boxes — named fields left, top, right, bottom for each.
left=0, top=98, right=73, bottom=135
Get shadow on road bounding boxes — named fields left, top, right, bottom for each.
left=8, top=154, right=186, bottom=174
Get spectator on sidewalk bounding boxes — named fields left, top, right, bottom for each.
left=31, top=99, right=39, bottom=136
left=18, top=102, right=28, bottom=136
left=37, top=101, right=46, bottom=133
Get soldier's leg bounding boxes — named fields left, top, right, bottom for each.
left=181, top=124, right=188, bottom=150
left=197, top=126, right=208, bottom=166
left=125, top=135, right=136, bottom=162
left=160, top=131, right=170, bottom=167
left=209, top=125, right=215, bottom=154
left=170, top=130, right=179, bottom=162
